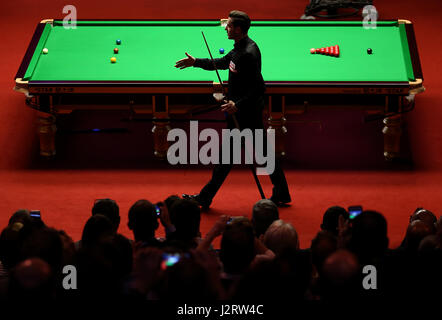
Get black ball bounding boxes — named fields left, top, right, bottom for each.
left=367, top=48, right=373, bottom=54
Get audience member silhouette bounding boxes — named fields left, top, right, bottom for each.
left=79, top=214, right=114, bottom=249
left=166, top=199, right=202, bottom=250
left=0, top=200, right=440, bottom=305
left=402, top=220, right=435, bottom=254
left=92, top=198, right=120, bottom=233
left=321, top=206, right=349, bottom=236
left=319, top=249, right=360, bottom=304
left=7, top=258, right=55, bottom=301
left=263, top=219, right=299, bottom=256
left=20, top=227, right=64, bottom=275
left=219, top=217, right=255, bottom=295
left=347, top=211, right=389, bottom=265
left=128, top=199, right=160, bottom=246
left=251, top=199, right=279, bottom=238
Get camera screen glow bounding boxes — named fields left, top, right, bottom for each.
left=161, top=254, right=181, bottom=270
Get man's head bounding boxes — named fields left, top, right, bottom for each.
left=21, top=227, right=64, bottom=273
left=321, top=206, right=349, bottom=236
left=9, top=209, right=32, bottom=226
left=404, top=220, right=435, bottom=252
left=8, top=258, right=55, bottom=300
left=410, top=208, right=437, bottom=229
left=157, top=256, right=220, bottom=301
left=320, top=249, right=360, bottom=301
left=348, top=211, right=389, bottom=262
left=169, top=199, right=201, bottom=240
left=128, top=199, right=159, bottom=242
left=9, top=209, right=44, bottom=231
left=418, top=234, right=440, bottom=252
left=226, top=11, right=251, bottom=40
left=164, top=195, right=181, bottom=211
left=81, top=214, right=114, bottom=248
left=263, top=220, right=299, bottom=256
left=310, top=231, right=338, bottom=272
left=220, top=217, right=255, bottom=275
left=92, top=198, right=120, bottom=233
left=76, top=234, right=133, bottom=297
left=252, top=199, right=279, bottom=238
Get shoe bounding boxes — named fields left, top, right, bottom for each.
left=182, top=194, right=212, bottom=211
left=269, top=196, right=291, bottom=207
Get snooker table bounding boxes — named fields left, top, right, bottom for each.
left=14, top=19, right=424, bottom=159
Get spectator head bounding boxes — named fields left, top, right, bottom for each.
left=0, top=223, right=28, bottom=269
left=9, top=209, right=32, bottom=226
left=169, top=199, right=201, bottom=240
left=132, top=247, right=164, bottom=295
left=310, top=231, right=338, bottom=272
left=77, top=234, right=132, bottom=298
left=92, top=198, right=120, bottom=232
left=263, top=220, right=299, bottom=256
left=157, top=255, right=220, bottom=301
left=418, top=234, right=440, bottom=252
left=164, top=195, right=181, bottom=211
left=21, top=227, right=64, bottom=273
left=252, top=199, right=279, bottom=238
left=81, top=214, right=114, bottom=248
left=320, top=250, right=360, bottom=302
left=410, top=208, right=437, bottom=229
left=8, top=258, right=55, bottom=300
left=321, top=206, right=349, bottom=236
left=348, top=211, right=389, bottom=263
left=128, top=199, right=159, bottom=242
left=233, top=259, right=280, bottom=300
left=220, top=217, right=255, bottom=275
left=9, top=208, right=45, bottom=230
left=436, top=216, right=442, bottom=238
left=228, top=10, right=251, bottom=34
left=404, top=220, right=435, bottom=253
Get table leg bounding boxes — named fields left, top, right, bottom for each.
left=268, top=95, right=287, bottom=157
left=152, top=118, right=170, bottom=158
left=382, top=115, right=402, bottom=161
left=152, top=95, right=170, bottom=158
left=382, top=95, right=405, bottom=160
left=38, top=115, right=57, bottom=157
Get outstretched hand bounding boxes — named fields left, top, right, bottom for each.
left=208, top=215, right=231, bottom=238
left=197, top=215, right=230, bottom=252
left=221, top=100, right=237, bottom=114
left=157, top=202, right=173, bottom=229
left=175, top=52, right=196, bottom=69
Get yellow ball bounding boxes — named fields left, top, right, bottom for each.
left=110, top=57, right=117, bottom=63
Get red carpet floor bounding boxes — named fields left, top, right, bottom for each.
left=1, top=0, right=442, bottom=249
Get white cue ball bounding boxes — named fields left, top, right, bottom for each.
left=42, top=48, right=48, bottom=54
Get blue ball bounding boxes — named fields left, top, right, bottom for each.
left=116, top=39, right=121, bottom=45
left=219, top=48, right=224, bottom=54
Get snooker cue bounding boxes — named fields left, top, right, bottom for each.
left=201, top=31, right=266, bottom=200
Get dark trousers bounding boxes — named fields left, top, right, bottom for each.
left=198, top=112, right=291, bottom=203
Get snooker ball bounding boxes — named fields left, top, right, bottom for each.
left=42, top=48, right=48, bottom=54
left=367, top=48, right=373, bottom=54
left=310, top=48, right=316, bottom=54
left=116, top=39, right=121, bottom=45
left=114, top=48, right=119, bottom=54
left=110, top=57, right=117, bottom=63
left=219, top=48, right=224, bottom=54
